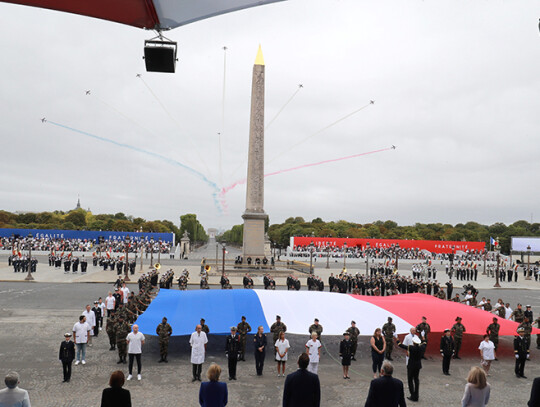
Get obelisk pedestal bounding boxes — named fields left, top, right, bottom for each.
left=242, top=46, right=268, bottom=260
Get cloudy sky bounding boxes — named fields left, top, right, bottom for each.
left=1, top=0, right=539, bottom=230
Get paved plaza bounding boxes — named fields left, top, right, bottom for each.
left=0, top=279, right=540, bottom=406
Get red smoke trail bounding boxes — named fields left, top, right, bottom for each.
left=220, top=146, right=394, bottom=201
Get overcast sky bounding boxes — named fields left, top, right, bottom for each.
left=1, top=0, right=539, bottom=231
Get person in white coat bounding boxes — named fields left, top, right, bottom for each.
left=190, top=324, right=208, bottom=382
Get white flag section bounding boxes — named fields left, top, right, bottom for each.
left=154, top=0, right=287, bottom=29
left=511, top=237, right=540, bottom=252
left=255, top=290, right=413, bottom=336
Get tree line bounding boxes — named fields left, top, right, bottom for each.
left=0, top=210, right=208, bottom=244
left=219, top=217, right=540, bottom=254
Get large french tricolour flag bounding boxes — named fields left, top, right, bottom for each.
left=135, top=290, right=536, bottom=337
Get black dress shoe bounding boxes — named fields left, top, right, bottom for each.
left=407, top=396, right=418, bottom=402
left=516, top=374, right=522, bottom=378
left=117, top=360, right=123, bottom=364
left=192, top=378, right=197, bottom=382
left=387, top=357, right=393, bottom=361
left=522, top=375, right=528, bottom=379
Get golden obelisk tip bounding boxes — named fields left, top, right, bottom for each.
left=255, top=45, right=265, bottom=66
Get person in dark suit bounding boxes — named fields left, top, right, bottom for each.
left=515, top=327, right=530, bottom=378
left=528, top=377, right=540, bottom=407
left=225, top=327, right=241, bottom=380
left=199, top=363, right=228, bottom=407
left=283, top=353, right=320, bottom=407
left=59, top=333, right=75, bottom=382
left=100, top=371, right=131, bottom=407
left=439, top=329, right=454, bottom=375
left=397, top=336, right=427, bottom=402
left=364, top=360, right=406, bottom=407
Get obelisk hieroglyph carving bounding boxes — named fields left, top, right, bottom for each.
left=242, top=46, right=268, bottom=260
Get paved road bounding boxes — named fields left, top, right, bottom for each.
left=0, top=281, right=539, bottom=406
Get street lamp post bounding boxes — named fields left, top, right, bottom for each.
left=309, top=241, right=315, bottom=274
left=482, top=249, right=487, bottom=275
left=222, top=243, right=226, bottom=275
left=158, top=239, right=162, bottom=265
left=395, top=243, right=400, bottom=271
left=149, top=238, right=154, bottom=268
left=124, top=235, right=131, bottom=282
left=24, top=233, right=34, bottom=281
left=526, top=245, right=532, bottom=280
left=325, top=245, right=330, bottom=269
left=494, top=246, right=501, bottom=288
left=140, top=236, right=144, bottom=271
left=366, top=242, right=370, bottom=276
left=343, top=242, right=347, bottom=270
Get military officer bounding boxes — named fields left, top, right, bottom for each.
left=519, top=317, right=533, bottom=350
left=451, top=316, right=466, bottom=359
left=486, top=317, right=500, bottom=352
left=309, top=318, right=323, bottom=341
left=156, top=317, right=173, bottom=363
left=382, top=317, right=396, bottom=360
left=200, top=318, right=210, bottom=335
left=270, top=315, right=287, bottom=345
left=439, top=328, right=454, bottom=375
left=514, top=327, right=530, bottom=378
left=511, top=304, right=525, bottom=323
left=237, top=316, right=251, bottom=361
left=115, top=314, right=130, bottom=364
left=225, top=327, right=241, bottom=380
left=346, top=321, right=360, bottom=361
left=106, top=315, right=116, bottom=351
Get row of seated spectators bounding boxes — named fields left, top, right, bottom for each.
left=289, top=245, right=496, bottom=261
left=0, top=236, right=172, bottom=253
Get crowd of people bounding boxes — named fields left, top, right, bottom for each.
left=289, top=244, right=496, bottom=262
left=1, top=236, right=172, bottom=254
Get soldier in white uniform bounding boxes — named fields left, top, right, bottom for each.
left=189, top=324, right=208, bottom=382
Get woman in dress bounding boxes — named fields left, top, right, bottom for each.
left=370, top=328, right=386, bottom=378
left=478, top=334, right=496, bottom=376
left=461, top=366, right=490, bottom=407
left=275, top=331, right=290, bottom=377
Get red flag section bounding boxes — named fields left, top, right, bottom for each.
left=356, top=293, right=540, bottom=336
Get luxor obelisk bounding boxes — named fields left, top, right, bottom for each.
left=242, top=46, right=268, bottom=260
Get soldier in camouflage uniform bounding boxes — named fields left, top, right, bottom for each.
left=346, top=321, right=360, bottom=361
left=451, top=316, right=466, bottom=359
left=115, top=314, right=130, bottom=364
left=308, top=319, right=323, bottom=341
left=511, top=304, right=525, bottom=323
left=106, top=314, right=117, bottom=351
left=382, top=317, right=396, bottom=360
left=486, top=317, right=500, bottom=351
left=200, top=318, right=210, bottom=335
left=237, top=316, right=251, bottom=361
left=270, top=316, right=287, bottom=345
left=519, top=317, right=533, bottom=350
left=156, top=317, right=173, bottom=363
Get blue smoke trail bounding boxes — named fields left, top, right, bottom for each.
left=46, top=120, right=223, bottom=213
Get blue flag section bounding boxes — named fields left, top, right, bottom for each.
left=135, top=289, right=270, bottom=336
left=0, top=228, right=174, bottom=243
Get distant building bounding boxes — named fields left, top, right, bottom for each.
left=207, top=228, right=218, bottom=239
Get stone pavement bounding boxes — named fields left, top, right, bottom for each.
left=0, top=282, right=540, bottom=407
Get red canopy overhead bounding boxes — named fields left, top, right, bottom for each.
left=358, top=293, right=539, bottom=336
left=0, top=0, right=286, bottom=30
left=3, top=0, right=160, bottom=29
